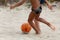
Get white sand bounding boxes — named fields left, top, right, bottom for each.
left=0, top=5, right=60, bottom=40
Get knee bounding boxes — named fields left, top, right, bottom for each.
left=35, top=17, right=40, bottom=21
left=28, top=19, right=32, bottom=23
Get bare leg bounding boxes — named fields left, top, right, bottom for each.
left=40, top=18, right=55, bottom=31
left=28, top=11, right=40, bottom=34
left=34, top=19, right=41, bottom=33
left=28, top=11, right=55, bottom=34
left=36, top=17, right=55, bottom=31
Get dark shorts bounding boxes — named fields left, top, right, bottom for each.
left=32, top=6, right=42, bottom=14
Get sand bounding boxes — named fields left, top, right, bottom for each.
left=0, top=4, right=60, bottom=40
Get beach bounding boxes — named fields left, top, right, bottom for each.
left=0, top=4, right=60, bottom=40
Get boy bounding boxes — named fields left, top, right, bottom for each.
left=10, top=0, right=55, bottom=34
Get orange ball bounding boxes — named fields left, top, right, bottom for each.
left=21, top=23, right=31, bottom=34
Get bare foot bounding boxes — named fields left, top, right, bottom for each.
left=36, top=32, right=40, bottom=34
left=48, top=23, right=56, bottom=31
left=35, top=30, right=41, bottom=34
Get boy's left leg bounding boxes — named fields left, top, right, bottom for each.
left=34, top=19, right=41, bottom=32
left=28, top=11, right=40, bottom=34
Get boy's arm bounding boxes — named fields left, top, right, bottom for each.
left=10, top=0, right=26, bottom=9
left=45, top=0, right=53, bottom=10
left=45, top=0, right=50, bottom=6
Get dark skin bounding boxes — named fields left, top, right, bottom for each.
left=10, top=0, right=55, bottom=34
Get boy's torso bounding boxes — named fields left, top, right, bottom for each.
left=30, top=0, right=45, bottom=9
left=30, top=0, right=40, bottom=9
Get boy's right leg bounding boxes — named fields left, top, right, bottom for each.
left=35, top=17, right=55, bottom=31
left=37, top=18, right=55, bottom=31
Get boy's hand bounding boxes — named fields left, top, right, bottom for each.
left=48, top=5, right=53, bottom=10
